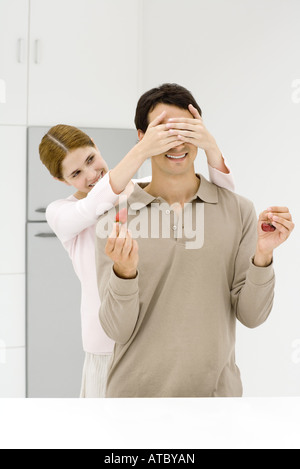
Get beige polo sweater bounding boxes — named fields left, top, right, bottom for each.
left=95, top=175, right=275, bottom=397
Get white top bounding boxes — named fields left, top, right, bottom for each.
left=46, top=165, right=235, bottom=355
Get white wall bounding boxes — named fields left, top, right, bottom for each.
left=139, top=0, right=300, bottom=396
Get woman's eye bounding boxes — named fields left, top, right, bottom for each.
left=87, top=156, right=94, bottom=164
left=73, top=171, right=80, bottom=178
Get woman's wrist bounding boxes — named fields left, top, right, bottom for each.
left=135, top=139, right=151, bottom=161
left=205, top=143, right=229, bottom=174
left=109, top=144, right=147, bottom=194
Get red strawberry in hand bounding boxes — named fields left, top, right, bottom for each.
left=116, top=208, right=128, bottom=224
left=261, top=222, right=276, bottom=232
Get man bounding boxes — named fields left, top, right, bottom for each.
left=95, top=83, right=294, bottom=398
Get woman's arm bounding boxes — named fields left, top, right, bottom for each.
left=204, top=137, right=235, bottom=191
left=207, top=155, right=235, bottom=192
left=46, top=172, right=119, bottom=244
left=108, top=142, right=147, bottom=195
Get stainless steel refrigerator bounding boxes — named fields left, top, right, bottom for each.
left=27, top=126, right=138, bottom=397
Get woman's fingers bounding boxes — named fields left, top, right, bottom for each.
left=160, top=134, right=191, bottom=151
left=188, top=103, right=202, bottom=119
left=169, top=129, right=199, bottom=139
left=148, top=111, right=167, bottom=128
left=166, top=121, right=201, bottom=131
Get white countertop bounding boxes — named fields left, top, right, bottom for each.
left=0, top=397, right=300, bottom=449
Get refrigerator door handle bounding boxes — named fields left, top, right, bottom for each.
left=17, top=38, right=25, bottom=64
left=35, top=208, right=47, bottom=213
left=34, top=233, right=57, bottom=238
left=34, top=39, right=41, bottom=64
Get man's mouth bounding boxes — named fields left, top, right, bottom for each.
left=165, top=153, right=188, bottom=161
left=89, top=171, right=104, bottom=187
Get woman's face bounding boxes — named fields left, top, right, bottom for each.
left=61, top=145, right=109, bottom=194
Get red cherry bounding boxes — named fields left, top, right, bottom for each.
left=261, top=222, right=276, bottom=232
left=116, top=208, right=128, bottom=224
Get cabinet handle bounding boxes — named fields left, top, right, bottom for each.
left=35, top=208, right=46, bottom=213
left=17, top=38, right=25, bottom=64
left=34, top=233, right=57, bottom=238
left=34, top=39, right=41, bottom=64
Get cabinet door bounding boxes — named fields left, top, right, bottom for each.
left=0, top=126, right=26, bottom=274
left=27, top=223, right=84, bottom=398
left=0, top=274, right=25, bottom=398
left=0, top=0, right=29, bottom=125
left=28, top=0, right=139, bottom=127
left=0, top=274, right=25, bottom=348
left=0, top=347, right=26, bottom=398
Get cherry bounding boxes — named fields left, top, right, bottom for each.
left=261, top=222, right=276, bottom=232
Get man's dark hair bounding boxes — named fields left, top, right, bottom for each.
left=134, top=83, right=202, bottom=133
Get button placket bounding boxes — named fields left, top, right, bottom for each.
left=172, top=208, right=183, bottom=242
left=169, top=209, right=176, bottom=241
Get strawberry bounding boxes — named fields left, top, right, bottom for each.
left=261, top=223, right=276, bottom=232
left=115, top=208, right=128, bottom=224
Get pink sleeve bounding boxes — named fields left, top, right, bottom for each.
left=46, top=171, right=119, bottom=244
left=208, top=157, right=235, bottom=192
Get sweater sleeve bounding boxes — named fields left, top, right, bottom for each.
left=208, top=156, right=235, bottom=192
left=95, top=224, right=140, bottom=345
left=231, top=201, right=275, bottom=328
left=46, top=171, right=119, bottom=244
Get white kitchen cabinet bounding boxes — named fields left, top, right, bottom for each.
left=0, top=0, right=29, bottom=125
left=0, top=275, right=25, bottom=348
left=0, top=126, right=26, bottom=274
left=0, top=347, right=26, bottom=398
left=0, top=274, right=25, bottom=399
left=28, top=0, right=139, bottom=127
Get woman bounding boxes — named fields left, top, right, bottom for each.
left=39, top=110, right=235, bottom=398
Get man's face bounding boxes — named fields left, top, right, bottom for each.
left=146, top=103, right=198, bottom=176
